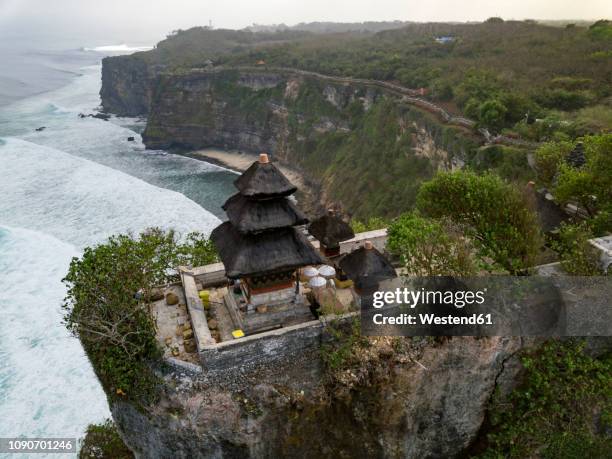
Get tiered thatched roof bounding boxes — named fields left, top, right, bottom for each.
left=223, top=193, right=308, bottom=234
left=211, top=223, right=322, bottom=278
left=339, top=241, right=396, bottom=289
left=211, top=153, right=323, bottom=278
left=308, top=210, right=355, bottom=248
left=234, top=157, right=297, bottom=198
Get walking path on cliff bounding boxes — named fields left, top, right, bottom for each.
left=196, top=65, right=539, bottom=149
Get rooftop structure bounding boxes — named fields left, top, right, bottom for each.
left=308, top=209, right=355, bottom=257
left=211, top=153, right=324, bottom=331
left=339, top=240, right=396, bottom=291
left=435, top=36, right=455, bottom=44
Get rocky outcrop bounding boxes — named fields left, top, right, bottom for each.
left=140, top=69, right=359, bottom=153
left=100, top=61, right=481, bottom=217
left=110, top=336, right=523, bottom=458
left=100, top=55, right=163, bottom=116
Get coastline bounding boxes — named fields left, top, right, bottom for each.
left=189, top=148, right=324, bottom=216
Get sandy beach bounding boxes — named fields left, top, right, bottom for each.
left=191, top=148, right=308, bottom=192
left=190, top=148, right=323, bottom=216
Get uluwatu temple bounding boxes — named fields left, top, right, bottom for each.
left=151, top=152, right=396, bottom=367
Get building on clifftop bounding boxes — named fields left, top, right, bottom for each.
left=308, top=209, right=355, bottom=258
left=211, top=153, right=324, bottom=330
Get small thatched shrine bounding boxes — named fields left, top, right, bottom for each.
left=308, top=209, right=355, bottom=257
left=566, top=141, right=586, bottom=169
left=339, top=241, right=396, bottom=292
left=211, top=153, right=323, bottom=313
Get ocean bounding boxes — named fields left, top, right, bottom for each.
left=0, top=44, right=236, bottom=449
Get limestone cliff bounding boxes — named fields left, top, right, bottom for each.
left=110, top=336, right=523, bottom=458
left=100, top=61, right=481, bottom=218
left=100, top=55, right=161, bottom=116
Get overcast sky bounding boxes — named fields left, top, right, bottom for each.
left=1, top=0, right=610, bottom=46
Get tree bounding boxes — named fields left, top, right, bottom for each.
left=478, top=99, right=508, bottom=132
left=464, top=98, right=481, bottom=120
left=350, top=216, right=387, bottom=233
left=63, top=228, right=217, bottom=401
left=454, top=70, right=501, bottom=108
left=554, top=134, right=612, bottom=226
left=533, top=140, right=574, bottom=186
left=386, top=213, right=478, bottom=276
left=79, top=419, right=133, bottom=459
left=416, top=171, right=543, bottom=273
left=552, top=222, right=603, bottom=275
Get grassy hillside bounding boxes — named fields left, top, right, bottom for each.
left=221, top=19, right=611, bottom=136
left=129, top=20, right=611, bottom=137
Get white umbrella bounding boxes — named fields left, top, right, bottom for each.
left=302, top=266, right=319, bottom=279
left=308, top=276, right=326, bottom=288
left=318, top=265, right=336, bottom=279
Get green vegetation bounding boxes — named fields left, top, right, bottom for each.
left=552, top=222, right=604, bottom=276
left=554, top=135, right=612, bottom=224
left=350, top=216, right=388, bottom=233
left=533, top=140, right=574, bottom=186
left=416, top=171, right=543, bottom=273
left=478, top=340, right=612, bottom=458
left=129, top=19, right=611, bottom=136
left=290, top=98, right=474, bottom=218
left=534, top=133, right=612, bottom=233
left=386, top=213, right=478, bottom=275
left=79, top=419, right=133, bottom=459
left=469, top=145, right=535, bottom=184
left=63, top=229, right=217, bottom=404
left=321, top=318, right=369, bottom=372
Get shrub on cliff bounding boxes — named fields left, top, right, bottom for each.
left=534, top=134, right=612, bottom=233
left=386, top=213, right=479, bottom=275
left=79, top=419, right=133, bottom=459
left=416, top=171, right=542, bottom=273
left=477, top=340, right=612, bottom=458
left=554, top=134, right=612, bottom=224
left=63, top=228, right=217, bottom=403
left=350, top=216, right=387, bottom=233
left=552, top=222, right=605, bottom=276
left=533, top=140, right=574, bottom=186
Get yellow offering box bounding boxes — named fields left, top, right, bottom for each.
left=334, top=278, right=353, bottom=289
left=198, top=290, right=210, bottom=307
left=232, top=329, right=245, bottom=339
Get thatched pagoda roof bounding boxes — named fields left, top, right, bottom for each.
left=566, top=142, right=586, bottom=169
left=211, top=222, right=324, bottom=278
left=223, top=193, right=308, bottom=233
left=339, top=242, right=396, bottom=289
left=308, top=211, right=355, bottom=247
left=234, top=154, right=297, bottom=199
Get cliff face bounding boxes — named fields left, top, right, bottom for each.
left=111, top=336, right=522, bottom=459
left=100, top=61, right=480, bottom=217
left=143, top=70, right=285, bottom=153
left=100, top=55, right=161, bottom=116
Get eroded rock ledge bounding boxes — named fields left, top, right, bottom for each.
left=112, top=336, right=523, bottom=458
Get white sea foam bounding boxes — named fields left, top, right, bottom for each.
left=0, top=65, right=237, bottom=218
left=0, top=54, right=231, bottom=446
left=0, top=138, right=221, bottom=444
left=0, top=225, right=109, bottom=442
left=0, top=138, right=221, bottom=248
left=84, top=44, right=153, bottom=53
